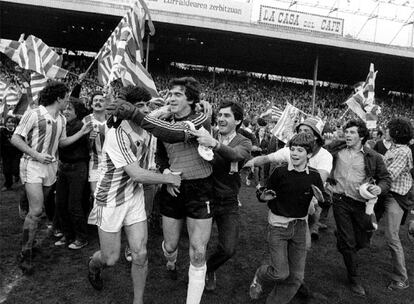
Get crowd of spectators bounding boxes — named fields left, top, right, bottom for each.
left=1, top=54, right=413, bottom=134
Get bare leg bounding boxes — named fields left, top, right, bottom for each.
left=186, top=217, right=212, bottom=304
left=125, top=221, right=148, bottom=304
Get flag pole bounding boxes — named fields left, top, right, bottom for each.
left=339, top=107, right=350, bottom=120
left=311, top=55, right=319, bottom=116
left=145, top=35, right=150, bottom=70
left=66, top=71, right=102, bottom=87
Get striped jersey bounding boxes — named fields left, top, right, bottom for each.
left=82, top=114, right=108, bottom=171
left=94, top=120, right=149, bottom=207
left=14, top=105, right=66, bottom=162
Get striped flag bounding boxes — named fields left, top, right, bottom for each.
left=30, top=72, right=49, bottom=103
left=0, top=36, right=68, bottom=79
left=0, top=80, right=7, bottom=101
left=271, top=103, right=301, bottom=143
left=271, top=105, right=283, bottom=120
left=97, top=1, right=157, bottom=96
left=345, top=63, right=379, bottom=128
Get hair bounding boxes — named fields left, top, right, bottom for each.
left=119, top=85, right=151, bottom=104
left=218, top=100, right=244, bottom=130
left=289, top=133, right=315, bottom=154
left=38, top=81, right=69, bottom=106
left=387, top=118, right=413, bottom=145
left=68, top=97, right=89, bottom=120
left=5, top=115, right=18, bottom=125
left=343, top=119, right=369, bottom=144
left=89, top=91, right=104, bottom=107
left=242, top=118, right=250, bottom=127
left=168, top=77, right=200, bottom=109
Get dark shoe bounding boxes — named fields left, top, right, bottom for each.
left=205, top=272, right=216, bottom=291
left=17, top=250, right=33, bottom=275
left=88, top=257, right=103, bottom=291
left=350, top=282, right=366, bottom=296
left=68, top=239, right=88, bottom=250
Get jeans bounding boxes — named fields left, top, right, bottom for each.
left=256, top=220, right=307, bottom=304
left=207, top=198, right=240, bottom=273
left=384, top=194, right=408, bottom=282
left=55, top=162, right=88, bottom=241
left=1, top=155, right=20, bottom=188
left=332, top=194, right=371, bottom=282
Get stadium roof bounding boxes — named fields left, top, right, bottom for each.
left=1, top=1, right=413, bottom=93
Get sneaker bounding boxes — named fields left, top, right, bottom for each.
left=387, top=280, right=409, bottom=290
left=68, top=239, right=88, bottom=250
left=88, top=257, right=103, bottom=291
left=54, top=236, right=67, bottom=246
left=166, top=262, right=178, bottom=280
left=249, top=274, right=263, bottom=300
left=205, top=272, right=216, bottom=291
left=53, top=230, right=63, bottom=238
left=17, top=250, right=33, bottom=275
left=124, top=245, right=132, bottom=262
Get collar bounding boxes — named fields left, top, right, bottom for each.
left=287, top=162, right=309, bottom=174
left=347, top=145, right=365, bottom=154
left=218, top=130, right=237, bottom=144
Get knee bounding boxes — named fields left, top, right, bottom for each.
left=101, top=251, right=119, bottom=266
left=28, top=208, right=43, bottom=218
left=190, top=244, right=206, bottom=266
left=163, top=240, right=177, bottom=253
left=131, top=247, right=147, bottom=266
left=265, top=265, right=289, bottom=282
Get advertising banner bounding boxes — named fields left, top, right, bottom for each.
left=257, top=5, right=344, bottom=35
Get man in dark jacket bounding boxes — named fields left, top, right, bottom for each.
left=191, top=100, right=252, bottom=291
left=326, top=119, right=391, bottom=296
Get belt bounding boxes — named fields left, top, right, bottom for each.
left=332, top=193, right=365, bottom=204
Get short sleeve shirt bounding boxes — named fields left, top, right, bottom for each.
left=94, top=121, right=148, bottom=207
left=14, top=105, right=66, bottom=161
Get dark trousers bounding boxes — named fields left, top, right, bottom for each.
left=55, top=162, right=88, bottom=241
left=332, top=194, right=371, bottom=282
left=2, top=155, right=20, bottom=188
left=207, top=197, right=240, bottom=273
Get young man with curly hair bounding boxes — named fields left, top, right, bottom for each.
left=11, top=81, right=92, bottom=274
left=380, top=118, right=413, bottom=290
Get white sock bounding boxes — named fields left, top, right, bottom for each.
left=186, top=263, right=207, bottom=304
left=162, top=241, right=177, bottom=269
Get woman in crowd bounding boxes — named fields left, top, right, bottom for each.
left=54, top=97, right=90, bottom=249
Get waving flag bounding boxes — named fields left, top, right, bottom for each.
left=345, top=63, right=380, bottom=128
left=0, top=36, right=68, bottom=79
left=97, top=0, right=157, bottom=96
left=271, top=103, right=301, bottom=143
left=30, top=72, right=49, bottom=103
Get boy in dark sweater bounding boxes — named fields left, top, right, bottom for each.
left=249, top=133, right=324, bottom=304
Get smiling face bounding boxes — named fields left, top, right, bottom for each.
left=166, top=85, right=192, bottom=116
left=289, top=145, right=310, bottom=168
left=91, top=94, right=107, bottom=112
left=5, top=118, right=16, bottom=131
left=217, top=106, right=240, bottom=136
left=344, top=126, right=362, bottom=149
